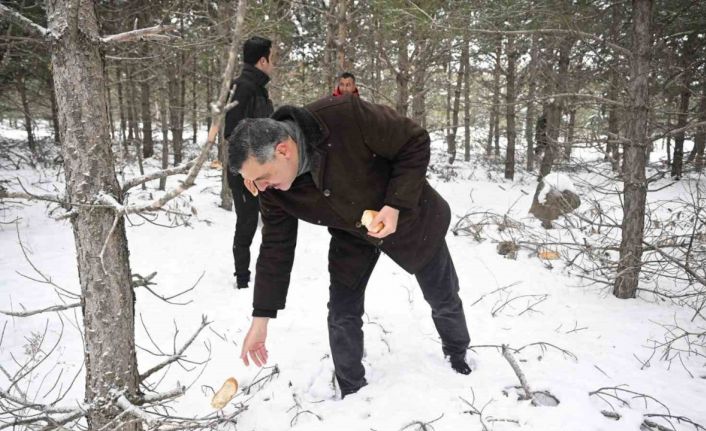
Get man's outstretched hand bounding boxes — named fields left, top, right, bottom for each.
left=366, top=205, right=399, bottom=239
left=241, top=317, right=269, bottom=367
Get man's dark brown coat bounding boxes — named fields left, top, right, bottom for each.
left=253, top=95, right=451, bottom=313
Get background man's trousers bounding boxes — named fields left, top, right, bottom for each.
left=327, top=231, right=470, bottom=396
left=229, top=172, right=259, bottom=286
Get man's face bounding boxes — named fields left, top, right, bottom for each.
left=240, top=138, right=298, bottom=192
left=338, top=77, right=357, bottom=95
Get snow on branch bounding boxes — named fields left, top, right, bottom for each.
left=101, top=24, right=177, bottom=44
left=0, top=4, right=49, bottom=39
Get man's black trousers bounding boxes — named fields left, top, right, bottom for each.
left=229, top=172, right=259, bottom=286
left=327, top=233, right=470, bottom=396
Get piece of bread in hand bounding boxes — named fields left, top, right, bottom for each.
left=361, top=210, right=384, bottom=233
left=211, top=377, right=238, bottom=409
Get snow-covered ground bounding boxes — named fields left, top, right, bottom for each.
left=1, top=131, right=705, bottom=431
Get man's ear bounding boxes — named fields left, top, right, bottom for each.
left=275, top=139, right=291, bottom=157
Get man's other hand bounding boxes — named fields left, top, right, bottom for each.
left=367, top=205, right=399, bottom=239
left=240, top=317, right=269, bottom=367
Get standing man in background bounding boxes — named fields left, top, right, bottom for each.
left=332, top=72, right=360, bottom=97
left=225, top=36, right=274, bottom=289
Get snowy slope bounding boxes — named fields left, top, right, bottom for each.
left=1, top=134, right=704, bottom=431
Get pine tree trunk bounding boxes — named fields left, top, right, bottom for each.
left=192, top=62, right=197, bottom=145
left=179, top=50, right=186, bottom=151
left=17, top=75, right=36, bottom=156
left=525, top=34, right=539, bottom=170
left=220, top=125, right=233, bottom=210
left=691, top=80, right=706, bottom=170
left=606, top=3, right=622, bottom=169
left=565, top=108, right=576, bottom=161
left=486, top=111, right=495, bottom=156
left=169, top=57, right=183, bottom=165
left=116, top=66, right=128, bottom=156
left=48, top=72, right=61, bottom=145
left=396, top=39, right=409, bottom=116
left=141, top=44, right=154, bottom=159
left=539, top=36, right=572, bottom=178
left=411, top=61, right=427, bottom=128
left=671, top=34, right=696, bottom=179
left=159, top=73, right=170, bottom=191
left=206, top=59, right=212, bottom=132
left=463, top=33, right=471, bottom=162
left=126, top=66, right=136, bottom=144
left=46, top=0, right=141, bottom=429
left=323, top=0, right=338, bottom=90
left=614, top=0, right=653, bottom=299
left=504, top=34, right=517, bottom=180
left=447, top=47, right=464, bottom=165
left=336, top=0, right=349, bottom=71
left=492, top=37, right=502, bottom=156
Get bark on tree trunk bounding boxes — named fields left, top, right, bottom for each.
left=463, top=33, right=471, bottom=162
left=486, top=111, right=495, bottom=157
left=206, top=60, right=212, bottom=132
left=48, top=72, right=61, bottom=146
left=141, top=45, right=154, bottom=159
left=447, top=45, right=464, bottom=165
left=46, top=0, right=141, bottom=429
left=539, top=36, right=572, bottom=178
left=445, top=54, right=452, bottom=157
left=671, top=34, right=697, bottom=179
left=395, top=39, right=409, bottom=116
left=17, top=75, right=36, bottom=157
left=126, top=66, right=136, bottom=145
left=169, top=57, right=183, bottom=165
left=606, top=3, right=622, bottom=170
left=411, top=60, right=427, bottom=128
left=690, top=80, right=706, bottom=170
left=220, top=125, right=233, bottom=210
left=525, top=34, right=539, bottom=170
left=159, top=73, right=170, bottom=191
left=504, top=34, right=517, bottom=180
left=323, top=0, right=338, bottom=90
left=492, top=37, right=502, bottom=156
left=614, top=0, right=653, bottom=299
left=116, top=66, right=128, bottom=156
left=336, top=0, right=349, bottom=71
left=565, top=107, right=576, bottom=161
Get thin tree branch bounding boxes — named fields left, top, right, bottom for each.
left=101, top=24, right=177, bottom=44
left=0, top=302, right=80, bottom=317
left=0, top=4, right=49, bottom=39
left=122, top=161, right=195, bottom=193
left=140, top=316, right=211, bottom=382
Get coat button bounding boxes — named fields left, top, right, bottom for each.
left=323, top=189, right=331, bottom=197
left=378, top=239, right=384, bottom=245
left=355, top=221, right=362, bottom=228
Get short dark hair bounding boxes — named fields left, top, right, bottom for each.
left=243, top=36, right=272, bottom=65
left=338, top=72, right=356, bottom=81
left=228, top=118, right=289, bottom=173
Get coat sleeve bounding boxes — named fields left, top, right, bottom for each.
left=351, top=97, right=431, bottom=210
left=224, top=81, right=256, bottom=139
left=252, top=193, right=298, bottom=316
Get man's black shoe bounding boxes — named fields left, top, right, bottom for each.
left=450, top=357, right=472, bottom=375
left=236, top=283, right=249, bottom=289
